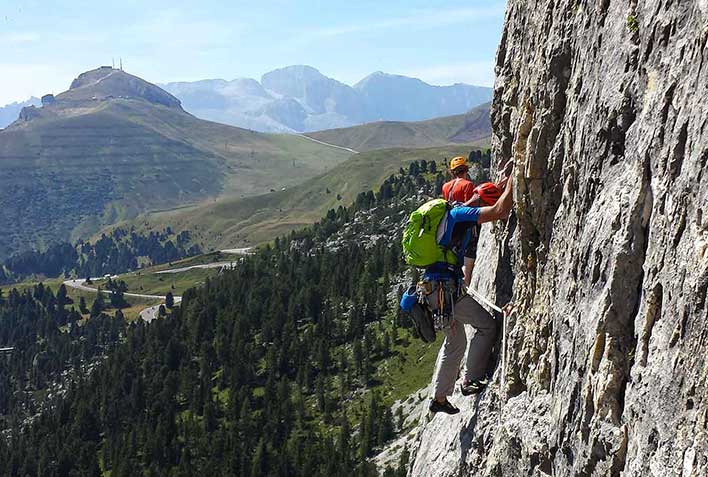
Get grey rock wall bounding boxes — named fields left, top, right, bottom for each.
left=410, top=1, right=708, bottom=476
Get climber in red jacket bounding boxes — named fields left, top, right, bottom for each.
left=442, top=156, right=511, bottom=287
left=442, top=156, right=476, bottom=203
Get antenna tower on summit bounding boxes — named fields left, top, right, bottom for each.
left=120, top=58, right=123, bottom=71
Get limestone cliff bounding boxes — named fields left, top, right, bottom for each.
left=410, top=1, right=708, bottom=475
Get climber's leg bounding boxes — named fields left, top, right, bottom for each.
left=431, top=318, right=467, bottom=399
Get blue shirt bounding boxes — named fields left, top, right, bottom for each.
left=424, top=206, right=481, bottom=281
left=438, top=206, right=481, bottom=249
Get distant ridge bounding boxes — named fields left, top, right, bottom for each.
left=0, top=97, right=41, bottom=129
left=161, top=65, right=492, bottom=133
left=305, top=102, right=492, bottom=152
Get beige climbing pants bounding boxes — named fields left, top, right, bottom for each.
left=431, top=294, right=497, bottom=398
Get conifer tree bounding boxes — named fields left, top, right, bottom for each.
left=90, top=290, right=104, bottom=318
left=79, top=296, right=88, bottom=313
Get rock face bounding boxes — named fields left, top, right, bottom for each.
left=410, top=1, right=708, bottom=476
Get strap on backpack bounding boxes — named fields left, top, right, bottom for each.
left=447, top=178, right=461, bottom=201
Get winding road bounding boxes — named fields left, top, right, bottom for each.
left=154, top=260, right=238, bottom=275
left=63, top=277, right=184, bottom=322
left=63, top=248, right=251, bottom=322
left=297, top=134, right=359, bottom=154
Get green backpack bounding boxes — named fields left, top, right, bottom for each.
left=401, top=199, right=457, bottom=267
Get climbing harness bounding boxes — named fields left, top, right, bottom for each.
left=435, top=280, right=455, bottom=331
left=417, top=279, right=457, bottom=331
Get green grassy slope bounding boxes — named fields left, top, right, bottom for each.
left=119, top=144, right=481, bottom=251
left=92, top=267, right=219, bottom=296
left=305, top=102, right=491, bottom=152
left=0, top=69, right=352, bottom=260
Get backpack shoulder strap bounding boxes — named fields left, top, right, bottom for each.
left=447, top=178, right=461, bottom=200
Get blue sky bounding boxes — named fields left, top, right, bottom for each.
left=0, top=0, right=507, bottom=105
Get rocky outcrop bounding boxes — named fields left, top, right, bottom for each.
left=17, top=106, right=40, bottom=122
left=411, top=1, right=708, bottom=476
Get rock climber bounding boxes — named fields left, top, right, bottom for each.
left=441, top=156, right=511, bottom=287
left=428, top=171, right=515, bottom=415
left=441, top=156, right=476, bottom=204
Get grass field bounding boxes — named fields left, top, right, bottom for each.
left=117, top=144, right=484, bottom=252
left=373, top=331, right=440, bottom=407
left=306, top=102, right=491, bottom=152
left=139, top=251, right=242, bottom=272
left=92, top=267, right=219, bottom=296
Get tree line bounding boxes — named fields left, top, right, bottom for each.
left=1, top=228, right=201, bottom=284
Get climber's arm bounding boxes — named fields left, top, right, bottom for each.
left=477, top=174, right=513, bottom=224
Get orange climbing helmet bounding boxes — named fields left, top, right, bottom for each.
left=473, top=182, right=502, bottom=206
left=449, top=156, right=468, bottom=172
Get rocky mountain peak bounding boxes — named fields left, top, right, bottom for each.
left=354, top=71, right=423, bottom=90
left=261, top=64, right=362, bottom=118
left=261, top=64, right=327, bottom=85
left=262, top=65, right=344, bottom=96
left=57, top=66, right=182, bottom=109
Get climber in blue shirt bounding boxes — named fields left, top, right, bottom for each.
left=427, top=174, right=515, bottom=415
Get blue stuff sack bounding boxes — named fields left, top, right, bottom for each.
left=400, top=286, right=417, bottom=312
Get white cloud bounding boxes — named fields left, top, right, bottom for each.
left=292, top=4, right=506, bottom=44
left=401, top=60, right=497, bottom=87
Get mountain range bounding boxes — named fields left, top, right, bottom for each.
left=160, top=65, right=492, bottom=133
left=0, top=65, right=491, bottom=261
left=1, top=66, right=491, bottom=133
left=0, top=66, right=353, bottom=260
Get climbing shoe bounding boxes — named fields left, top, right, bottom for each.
left=460, top=378, right=488, bottom=396
left=429, top=398, right=460, bottom=415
